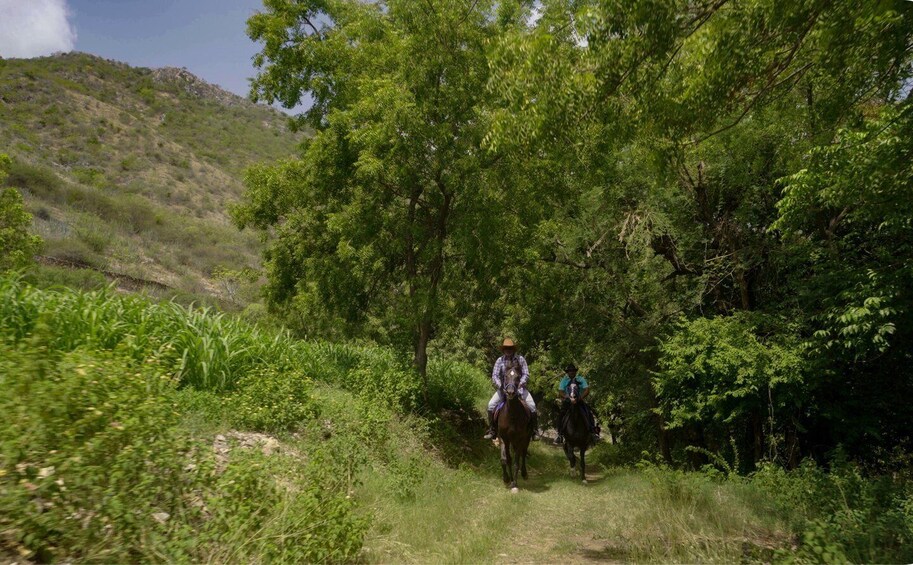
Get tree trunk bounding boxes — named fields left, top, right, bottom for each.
left=648, top=391, right=673, bottom=464
left=752, top=410, right=764, bottom=467
left=414, top=314, right=431, bottom=406
left=785, top=420, right=801, bottom=469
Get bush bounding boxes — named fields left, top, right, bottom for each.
left=22, top=264, right=108, bottom=291
left=751, top=460, right=913, bottom=563
left=71, top=167, right=106, bottom=188
left=229, top=366, right=318, bottom=432
left=42, top=237, right=106, bottom=268
left=427, top=358, right=488, bottom=412
left=0, top=187, right=41, bottom=271
left=0, top=336, right=203, bottom=562
left=0, top=154, right=42, bottom=271
left=201, top=450, right=367, bottom=563
left=3, top=159, right=63, bottom=200
left=0, top=327, right=369, bottom=562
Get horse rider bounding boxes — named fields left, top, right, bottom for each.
left=483, top=338, right=539, bottom=441
left=555, top=363, right=600, bottom=445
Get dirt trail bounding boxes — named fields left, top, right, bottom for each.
left=484, top=440, right=635, bottom=564
left=361, top=428, right=782, bottom=564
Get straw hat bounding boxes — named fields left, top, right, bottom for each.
left=501, top=338, right=516, bottom=349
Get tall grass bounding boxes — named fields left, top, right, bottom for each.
left=0, top=275, right=483, bottom=410
left=0, top=275, right=294, bottom=390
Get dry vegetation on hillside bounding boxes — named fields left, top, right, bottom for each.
left=0, top=52, right=303, bottom=300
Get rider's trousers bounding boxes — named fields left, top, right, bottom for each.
left=488, top=389, right=536, bottom=413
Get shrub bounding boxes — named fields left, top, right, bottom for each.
left=42, top=237, right=106, bottom=268
left=427, top=358, right=488, bottom=412
left=0, top=188, right=41, bottom=271
left=200, top=450, right=368, bottom=563
left=22, top=264, right=108, bottom=291
left=0, top=336, right=204, bottom=562
left=229, top=366, right=319, bottom=433
left=3, top=159, right=63, bottom=200
left=0, top=154, right=42, bottom=271
left=75, top=219, right=112, bottom=254
left=751, top=460, right=913, bottom=563
left=71, top=167, right=106, bottom=188
left=0, top=324, right=368, bottom=562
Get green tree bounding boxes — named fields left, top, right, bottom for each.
left=486, top=0, right=913, bottom=466
left=0, top=154, right=41, bottom=271
left=235, top=1, right=549, bottom=391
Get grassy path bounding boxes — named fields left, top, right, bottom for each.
left=359, top=437, right=788, bottom=564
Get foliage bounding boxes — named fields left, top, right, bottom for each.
left=776, top=107, right=913, bottom=361
left=239, top=0, right=557, bottom=386
left=0, top=154, right=41, bottom=271
left=0, top=278, right=398, bottom=562
left=751, top=459, right=913, bottom=563
left=654, top=313, right=806, bottom=468
left=0, top=275, right=480, bottom=416
left=476, top=0, right=913, bottom=470
left=229, top=366, right=318, bottom=432
left=0, top=337, right=202, bottom=562
left=22, top=264, right=108, bottom=291
left=0, top=276, right=291, bottom=391
left=200, top=450, right=367, bottom=563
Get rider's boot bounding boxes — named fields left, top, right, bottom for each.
left=482, top=410, right=497, bottom=440
left=529, top=412, right=540, bottom=441
left=589, top=411, right=601, bottom=442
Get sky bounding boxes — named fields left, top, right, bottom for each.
left=0, top=0, right=309, bottom=113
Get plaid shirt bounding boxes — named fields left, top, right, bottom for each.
left=491, top=354, right=529, bottom=389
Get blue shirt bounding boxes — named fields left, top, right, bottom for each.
left=558, top=375, right=588, bottom=393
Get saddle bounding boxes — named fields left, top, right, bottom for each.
left=560, top=401, right=590, bottom=433
left=493, top=397, right=531, bottom=421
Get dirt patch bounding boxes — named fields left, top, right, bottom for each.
left=212, top=431, right=290, bottom=471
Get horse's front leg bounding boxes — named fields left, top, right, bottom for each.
left=579, top=448, right=587, bottom=484
left=520, top=445, right=528, bottom=480
left=564, top=442, right=576, bottom=469
left=510, top=444, right=520, bottom=491
left=500, top=440, right=511, bottom=485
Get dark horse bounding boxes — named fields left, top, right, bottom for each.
left=496, top=367, right=531, bottom=492
left=561, top=379, right=591, bottom=484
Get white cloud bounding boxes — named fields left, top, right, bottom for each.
left=0, top=0, right=76, bottom=58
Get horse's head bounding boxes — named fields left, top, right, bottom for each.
left=503, top=367, right=521, bottom=399
left=567, top=379, right=580, bottom=403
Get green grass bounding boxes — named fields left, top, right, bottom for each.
left=356, top=438, right=791, bottom=564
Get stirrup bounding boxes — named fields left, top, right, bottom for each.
left=483, top=429, right=496, bottom=440
left=555, top=434, right=565, bottom=445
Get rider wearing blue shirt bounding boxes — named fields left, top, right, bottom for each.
left=556, top=363, right=599, bottom=444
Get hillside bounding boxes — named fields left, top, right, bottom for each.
left=0, top=52, right=302, bottom=300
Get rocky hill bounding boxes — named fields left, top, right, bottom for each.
left=0, top=52, right=303, bottom=301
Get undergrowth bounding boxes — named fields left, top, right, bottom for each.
left=0, top=275, right=483, bottom=562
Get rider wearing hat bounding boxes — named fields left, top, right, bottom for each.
left=555, top=363, right=600, bottom=444
left=483, top=338, right=539, bottom=440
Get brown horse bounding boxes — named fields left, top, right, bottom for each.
left=496, top=367, right=531, bottom=492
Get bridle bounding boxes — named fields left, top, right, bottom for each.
left=503, top=367, right=520, bottom=400
left=568, top=379, right=580, bottom=403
